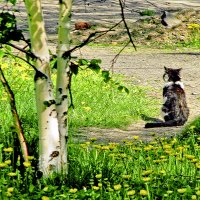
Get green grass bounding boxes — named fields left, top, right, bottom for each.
left=69, top=69, right=158, bottom=130
left=0, top=130, right=200, bottom=199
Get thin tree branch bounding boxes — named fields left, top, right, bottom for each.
left=5, top=42, right=36, bottom=59
left=0, top=66, right=29, bottom=162
left=118, top=0, right=136, bottom=50
left=63, top=20, right=123, bottom=58
left=110, top=41, right=130, bottom=73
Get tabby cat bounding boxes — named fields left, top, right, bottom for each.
left=145, top=67, right=189, bottom=128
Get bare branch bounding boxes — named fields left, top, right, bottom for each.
left=110, top=41, right=130, bottom=73
left=0, top=66, right=29, bottom=162
left=118, top=0, right=136, bottom=50
left=5, top=42, right=36, bottom=59
left=62, top=20, right=123, bottom=58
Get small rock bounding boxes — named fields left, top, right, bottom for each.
left=75, top=22, right=91, bottom=30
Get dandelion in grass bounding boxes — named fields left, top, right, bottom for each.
left=69, top=188, right=78, bottom=193
left=0, top=163, right=8, bottom=168
left=41, top=196, right=50, bottom=200
left=3, top=147, right=13, bottom=152
left=95, top=174, right=102, bottom=179
left=23, top=161, right=31, bottom=167
left=4, top=160, right=11, bottom=165
left=83, top=106, right=91, bottom=112
left=188, top=23, right=200, bottom=29
left=92, top=186, right=100, bottom=191
left=101, top=146, right=110, bottom=150
left=7, top=187, right=14, bottom=193
left=122, top=175, right=131, bottom=180
left=140, top=189, right=148, bottom=196
left=196, top=190, right=200, bottom=196
left=185, top=154, right=195, bottom=160
left=6, top=192, right=12, bottom=197
left=127, top=190, right=136, bottom=196
left=98, top=183, right=102, bottom=187
left=7, top=172, right=17, bottom=177
left=166, top=190, right=173, bottom=194
left=89, top=138, right=97, bottom=142
left=114, top=184, right=122, bottom=191
left=177, top=188, right=187, bottom=194
left=142, top=177, right=151, bottom=182
left=197, top=137, right=200, bottom=141
left=142, top=170, right=153, bottom=176
left=133, top=136, right=139, bottom=140
left=192, top=195, right=197, bottom=200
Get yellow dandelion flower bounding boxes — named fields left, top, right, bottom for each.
left=160, top=156, right=166, bottom=159
left=177, top=188, right=187, bottom=193
left=3, top=147, right=13, bottom=152
left=163, top=145, right=171, bottom=149
left=95, top=174, right=102, bottom=179
left=133, top=136, right=139, bottom=140
left=41, top=196, right=49, bottom=200
left=85, top=142, right=90, bottom=145
left=113, top=184, right=121, bottom=191
left=192, top=195, right=197, bottom=200
left=196, top=163, right=200, bottom=169
left=140, top=189, right=148, bottom=196
left=142, top=177, right=151, bottom=182
left=166, top=190, right=173, bottom=194
left=6, top=192, right=12, bottom=197
left=185, top=154, right=195, bottom=160
left=43, top=187, right=48, bottom=192
left=122, top=175, right=131, bottom=179
left=92, top=186, right=99, bottom=191
left=4, top=160, right=11, bottom=165
left=0, top=163, right=8, bottom=168
left=7, top=172, right=17, bottom=177
left=89, top=138, right=97, bottom=142
left=197, top=137, right=200, bottom=141
left=191, top=159, right=198, bottom=163
left=142, top=170, right=153, bottom=176
left=83, top=106, right=91, bottom=112
left=7, top=187, right=14, bottom=193
left=101, top=146, right=110, bottom=150
left=196, top=190, right=200, bottom=196
left=23, top=162, right=31, bottom=167
left=98, top=183, right=102, bottom=187
left=127, top=190, right=136, bottom=196
left=69, top=188, right=78, bottom=193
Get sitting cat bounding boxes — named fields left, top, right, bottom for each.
left=145, top=67, right=189, bottom=128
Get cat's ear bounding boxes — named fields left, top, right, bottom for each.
left=178, top=68, right=182, bottom=71
left=164, top=66, right=168, bottom=71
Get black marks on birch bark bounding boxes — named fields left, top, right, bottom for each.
left=49, top=151, right=59, bottom=162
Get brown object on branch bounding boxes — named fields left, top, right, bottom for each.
left=0, top=66, right=29, bottom=162
left=75, top=22, right=91, bottom=30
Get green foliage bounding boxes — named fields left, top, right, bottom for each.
left=0, top=12, right=23, bottom=44
left=69, top=69, right=158, bottom=129
left=0, top=134, right=200, bottom=199
left=139, top=9, right=156, bottom=16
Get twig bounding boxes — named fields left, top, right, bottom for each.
left=0, top=66, right=29, bottom=162
left=118, top=0, right=136, bottom=50
left=62, top=20, right=123, bottom=58
left=110, top=41, right=130, bottom=73
left=5, top=42, right=36, bottom=59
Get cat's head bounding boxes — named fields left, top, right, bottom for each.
left=163, top=67, right=182, bottom=82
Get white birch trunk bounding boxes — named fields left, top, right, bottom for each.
left=24, top=0, right=62, bottom=175
left=56, top=0, right=73, bottom=173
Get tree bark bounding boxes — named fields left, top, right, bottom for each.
left=56, top=0, right=73, bottom=173
left=24, top=0, right=62, bottom=175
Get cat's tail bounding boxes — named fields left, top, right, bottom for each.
left=145, top=120, right=184, bottom=128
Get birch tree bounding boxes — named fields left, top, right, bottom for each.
left=0, top=0, right=72, bottom=176
left=0, top=0, right=135, bottom=177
